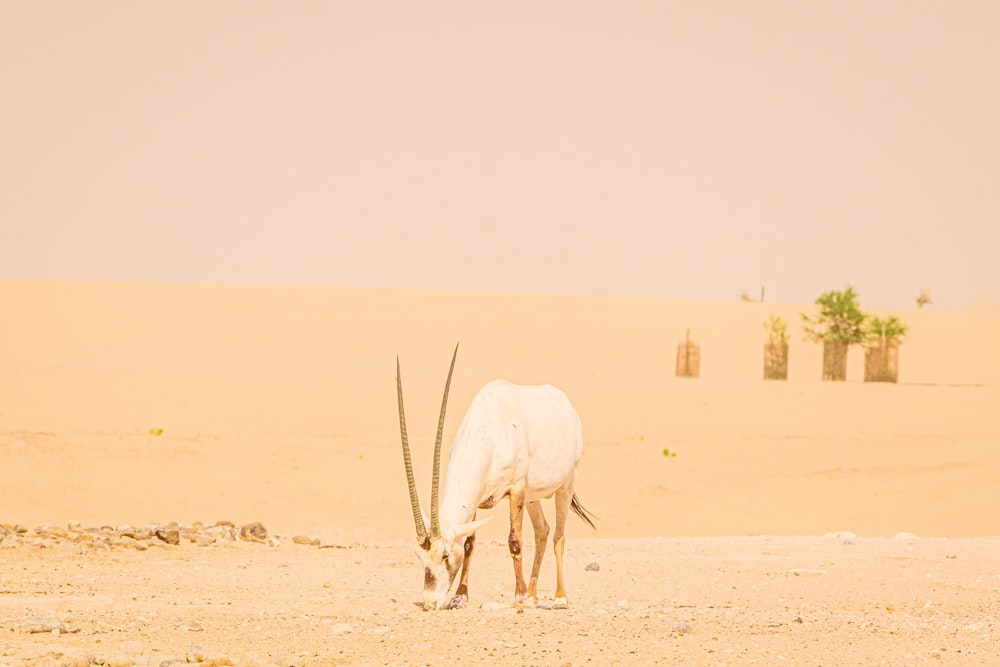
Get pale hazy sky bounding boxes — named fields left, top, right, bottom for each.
left=2, top=2, right=997, bottom=307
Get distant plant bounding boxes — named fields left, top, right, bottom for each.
left=915, top=289, right=933, bottom=309
left=800, top=286, right=867, bottom=345
left=801, top=286, right=867, bottom=381
left=148, top=428, right=164, bottom=436
left=662, top=448, right=677, bottom=458
left=863, top=315, right=908, bottom=348
left=763, top=314, right=789, bottom=346
left=863, top=315, right=908, bottom=382
left=739, top=286, right=766, bottom=302
left=763, top=314, right=790, bottom=381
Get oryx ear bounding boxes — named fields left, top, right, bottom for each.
left=453, top=516, right=493, bottom=540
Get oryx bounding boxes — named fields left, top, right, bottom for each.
left=396, top=344, right=596, bottom=611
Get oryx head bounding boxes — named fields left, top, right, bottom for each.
left=396, top=344, right=489, bottom=610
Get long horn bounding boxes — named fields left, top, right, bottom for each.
left=430, top=343, right=459, bottom=538
left=397, top=356, right=427, bottom=541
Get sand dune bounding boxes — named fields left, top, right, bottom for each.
left=1, top=280, right=998, bottom=541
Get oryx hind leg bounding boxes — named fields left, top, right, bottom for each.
left=552, top=484, right=573, bottom=609
left=525, top=500, right=549, bottom=607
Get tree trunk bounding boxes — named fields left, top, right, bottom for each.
left=822, top=339, right=848, bottom=381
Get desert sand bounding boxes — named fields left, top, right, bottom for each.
left=2, top=280, right=999, bottom=666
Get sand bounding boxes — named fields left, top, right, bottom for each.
left=2, top=280, right=999, bottom=665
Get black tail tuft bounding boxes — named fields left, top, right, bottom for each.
left=570, top=494, right=598, bottom=530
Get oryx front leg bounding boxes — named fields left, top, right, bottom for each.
left=525, top=501, right=549, bottom=608
left=445, top=534, right=475, bottom=609
left=507, top=489, right=528, bottom=609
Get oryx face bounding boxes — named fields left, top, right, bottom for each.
left=414, top=534, right=464, bottom=610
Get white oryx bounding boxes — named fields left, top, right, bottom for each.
left=396, top=344, right=596, bottom=611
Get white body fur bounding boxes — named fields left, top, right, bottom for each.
left=396, top=348, right=595, bottom=612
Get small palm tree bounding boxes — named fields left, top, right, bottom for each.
left=863, top=315, right=908, bottom=383
left=916, top=289, right=933, bottom=309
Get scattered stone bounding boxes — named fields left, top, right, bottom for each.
left=240, top=522, right=268, bottom=542
left=789, top=568, right=827, bottom=576
left=156, top=527, right=181, bottom=546
left=186, top=646, right=206, bottom=663
left=585, top=561, right=600, bottom=571
left=673, top=622, right=691, bottom=635
left=946, top=553, right=957, bottom=559
left=178, top=621, right=204, bottom=632
left=20, top=617, right=67, bottom=634
left=293, top=535, right=320, bottom=546
left=0, top=519, right=288, bottom=551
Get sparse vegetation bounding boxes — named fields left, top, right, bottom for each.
left=801, top=286, right=867, bottom=381
left=916, top=289, right=933, bottom=309
left=763, top=314, right=790, bottom=380
left=863, top=315, right=909, bottom=383
left=662, top=448, right=677, bottom=458
left=800, top=286, right=867, bottom=345
left=863, top=315, right=908, bottom=346
left=764, top=314, right=789, bottom=346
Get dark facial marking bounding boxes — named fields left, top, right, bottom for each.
left=424, top=568, right=437, bottom=588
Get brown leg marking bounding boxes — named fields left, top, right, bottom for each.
left=525, top=501, right=549, bottom=605
left=508, top=490, right=527, bottom=608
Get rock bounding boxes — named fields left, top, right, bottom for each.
left=293, top=535, right=319, bottom=546
left=673, top=622, right=691, bottom=635
left=585, top=562, right=600, bottom=571
left=155, top=528, right=180, bottom=545
left=20, top=617, right=67, bottom=634
left=186, top=646, right=206, bottom=662
left=240, top=522, right=268, bottom=542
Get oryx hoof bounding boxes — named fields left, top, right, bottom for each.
left=552, top=596, right=569, bottom=610
left=445, top=593, right=468, bottom=610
